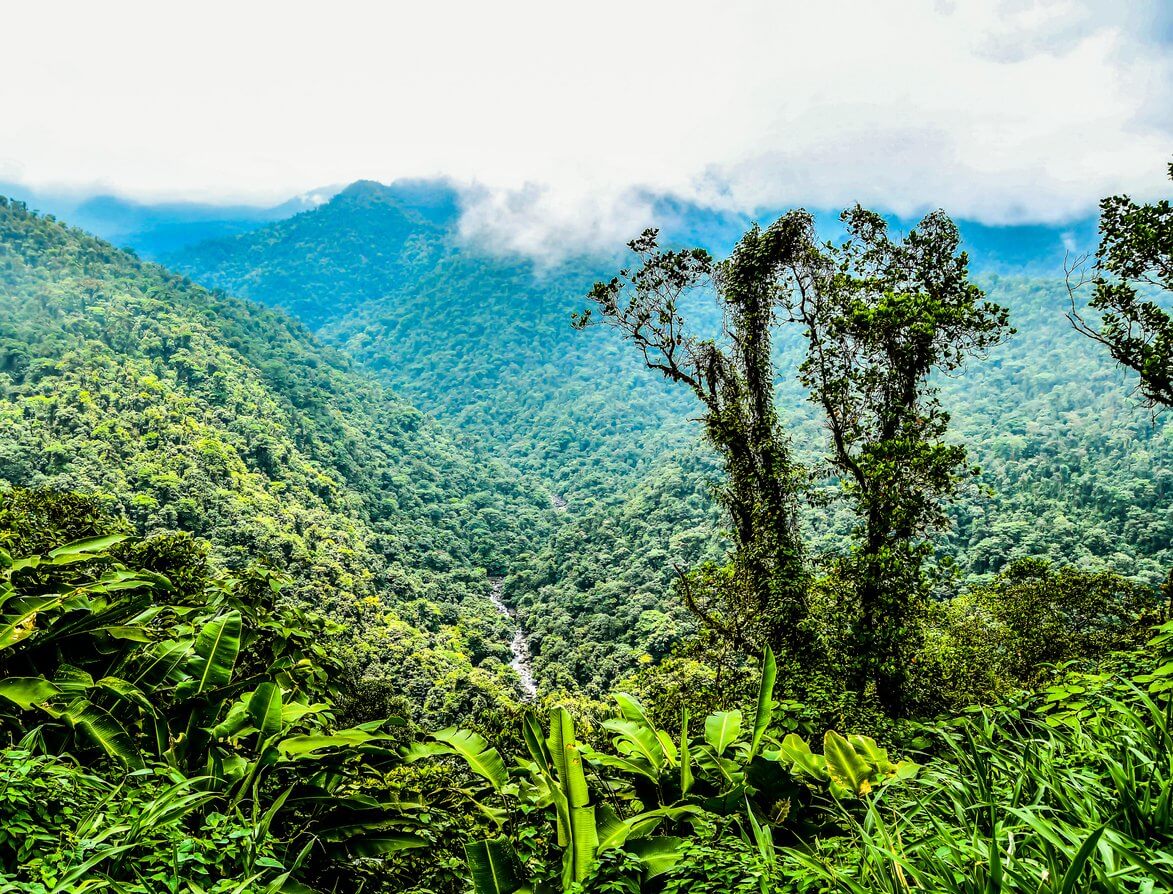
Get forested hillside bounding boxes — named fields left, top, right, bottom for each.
left=172, top=181, right=701, bottom=505
left=172, top=179, right=1173, bottom=692
left=0, top=196, right=552, bottom=716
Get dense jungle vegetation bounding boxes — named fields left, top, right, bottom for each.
left=1, top=166, right=1171, bottom=892
left=173, top=180, right=1173, bottom=693
left=0, top=197, right=554, bottom=721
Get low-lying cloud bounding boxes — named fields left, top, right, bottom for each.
left=2, top=0, right=1169, bottom=261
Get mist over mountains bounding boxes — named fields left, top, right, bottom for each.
left=1, top=175, right=1101, bottom=272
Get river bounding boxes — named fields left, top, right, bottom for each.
left=488, top=576, right=537, bottom=700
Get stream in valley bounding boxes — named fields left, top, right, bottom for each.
left=488, top=577, right=537, bottom=700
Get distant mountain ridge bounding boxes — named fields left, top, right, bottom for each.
left=172, top=180, right=458, bottom=327
left=0, top=181, right=344, bottom=260
left=4, top=175, right=1100, bottom=272
left=170, top=180, right=704, bottom=505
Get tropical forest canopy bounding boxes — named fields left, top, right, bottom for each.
left=168, top=179, right=1173, bottom=692
left=0, top=166, right=1171, bottom=893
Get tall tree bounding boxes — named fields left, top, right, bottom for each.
left=781, top=207, right=1009, bottom=712
left=579, top=208, right=1008, bottom=714
left=1069, top=163, right=1173, bottom=408
left=574, top=222, right=813, bottom=657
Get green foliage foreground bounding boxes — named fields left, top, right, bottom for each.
left=2, top=512, right=1169, bottom=892
left=0, top=530, right=424, bottom=892
left=419, top=625, right=1173, bottom=894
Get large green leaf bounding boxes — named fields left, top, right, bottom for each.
left=521, top=711, right=551, bottom=770
left=626, top=837, right=686, bottom=879
left=249, top=682, right=284, bottom=742
left=343, top=834, right=428, bottom=858
left=609, top=694, right=678, bottom=769
left=585, top=749, right=661, bottom=781
left=67, top=698, right=143, bottom=768
left=744, top=797, right=776, bottom=866
left=46, top=534, right=127, bottom=560
left=95, top=676, right=155, bottom=715
left=596, top=805, right=631, bottom=851
left=616, top=804, right=703, bottom=846
left=603, top=719, right=671, bottom=774
left=0, top=676, right=61, bottom=710
left=431, top=727, right=509, bottom=791
left=188, top=610, right=242, bottom=694
left=280, top=700, right=328, bottom=723
left=560, top=742, right=590, bottom=810
left=132, top=637, right=194, bottom=689
left=211, top=697, right=251, bottom=739
left=97, top=625, right=152, bottom=642
left=465, top=838, right=525, bottom=894
left=547, top=707, right=575, bottom=785
left=0, top=594, right=66, bottom=651
left=54, top=664, right=95, bottom=693
left=613, top=692, right=656, bottom=728
left=548, top=708, right=589, bottom=807
left=749, top=646, right=776, bottom=759
left=771, top=733, right=828, bottom=781
left=569, top=804, right=599, bottom=882
left=277, top=729, right=393, bottom=756
left=823, top=730, right=872, bottom=796
left=704, top=710, right=743, bottom=756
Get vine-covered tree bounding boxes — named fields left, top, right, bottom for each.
left=574, top=223, right=813, bottom=658
left=781, top=207, right=1010, bottom=712
left=1069, top=163, right=1172, bottom=408
left=579, top=208, right=1009, bottom=713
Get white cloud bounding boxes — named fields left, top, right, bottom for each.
left=1, top=0, right=1168, bottom=259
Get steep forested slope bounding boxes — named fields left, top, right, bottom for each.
left=172, top=181, right=700, bottom=506
left=171, top=181, right=1173, bottom=692
left=0, top=195, right=552, bottom=713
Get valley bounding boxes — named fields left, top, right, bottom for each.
left=488, top=576, right=538, bottom=700
left=167, top=179, right=1173, bottom=693
left=3, top=4, right=1170, bottom=890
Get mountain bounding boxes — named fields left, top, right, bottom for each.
left=174, top=180, right=453, bottom=327
left=653, top=196, right=1100, bottom=275
left=4, top=173, right=1100, bottom=273
left=168, top=179, right=1173, bottom=693
left=172, top=180, right=703, bottom=506
left=0, top=194, right=553, bottom=716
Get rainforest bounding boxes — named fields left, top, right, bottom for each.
left=2, top=3, right=1172, bottom=891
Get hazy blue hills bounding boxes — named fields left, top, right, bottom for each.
left=4, top=174, right=1101, bottom=272
left=0, top=180, right=340, bottom=259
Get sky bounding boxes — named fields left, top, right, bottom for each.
left=1, top=0, right=1169, bottom=258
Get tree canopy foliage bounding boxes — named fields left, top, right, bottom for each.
left=1070, top=162, right=1173, bottom=408
left=171, top=182, right=1173, bottom=694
